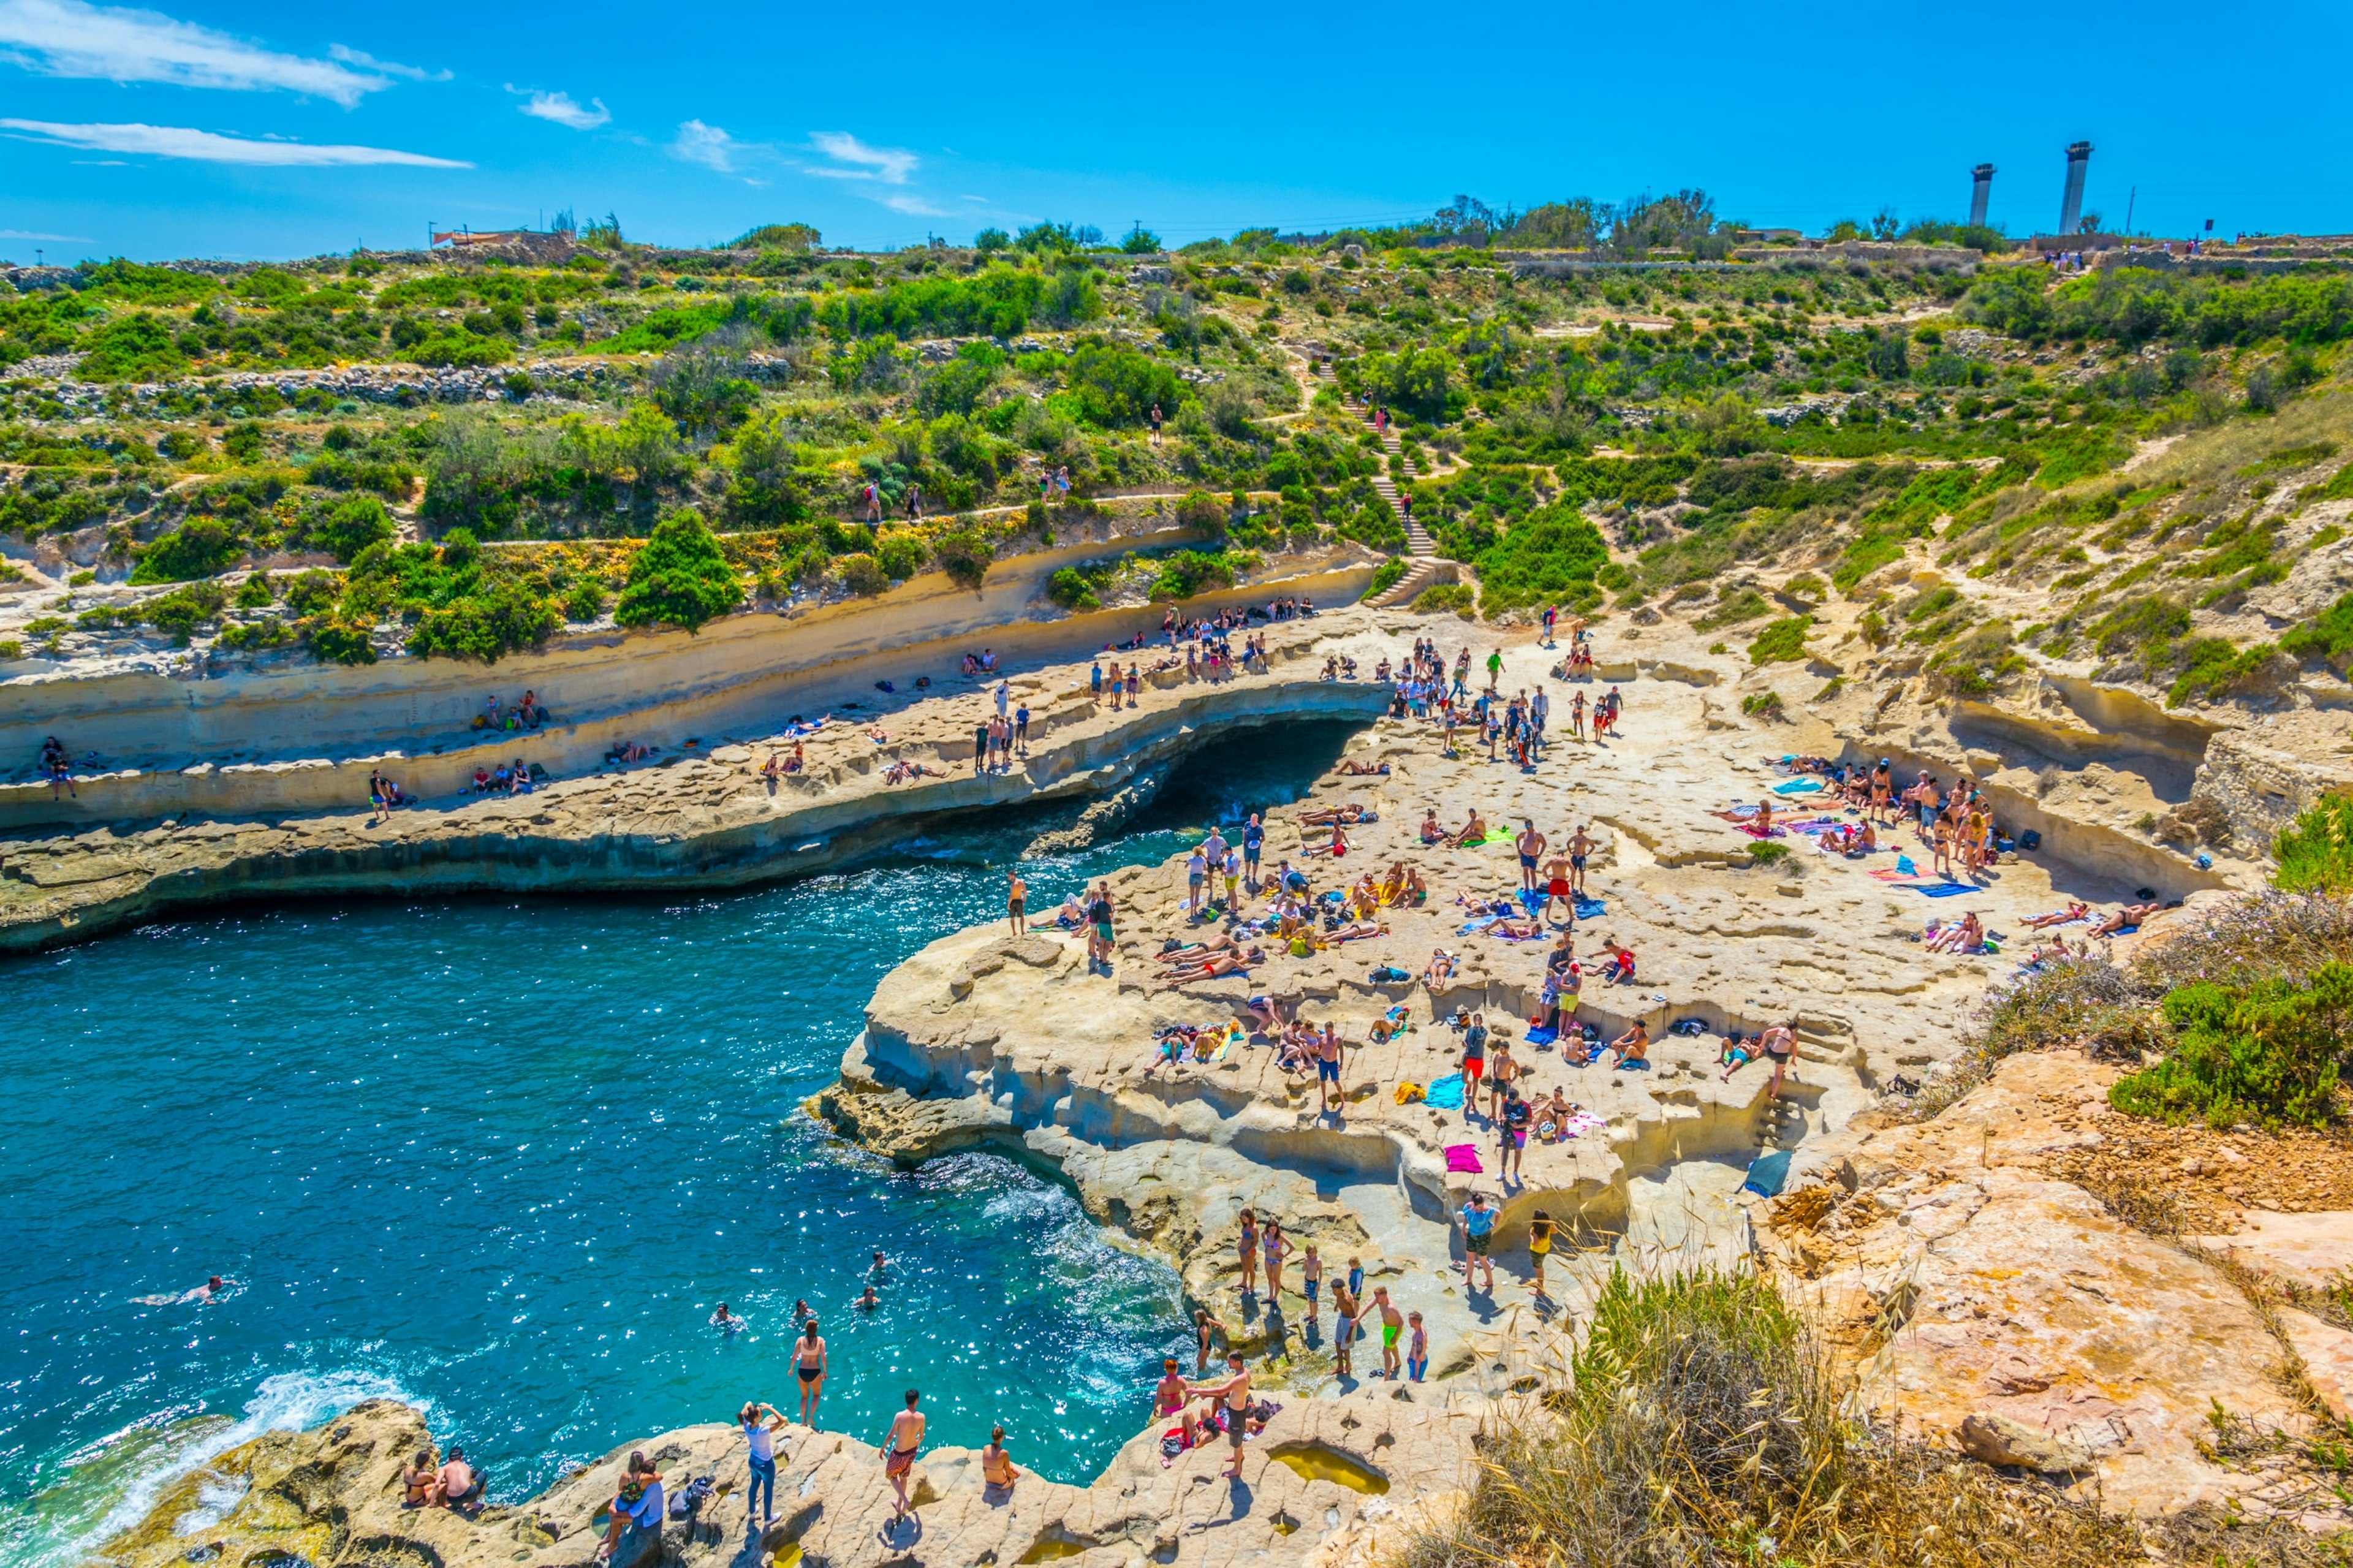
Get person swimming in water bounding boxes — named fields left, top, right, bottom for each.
left=710, top=1302, right=746, bottom=1333
left=855, top=1286, right=881, bottom=1310
left=133, top=1274, right=226, bottom=1305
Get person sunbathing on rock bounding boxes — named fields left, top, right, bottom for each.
left=1320, top=920, right=1389, bottom=945
left=1299, top=802, right=1369, bottom=826
left=1422, top=949, right=1457, bottom=990
left=1157, top=928, right=1244, bottom=964
left=1485, top=915, right=1542, bottom=940
left=1335, top=757, right=1390, bottom=776
left=1166, top=947, right=1262, bottom=983
left=2023, top=901, right=2091, bottom=930
left=1718, top=1031, right=1755, bottom=1081
left=1604, top=1021, right=1651, bottom=1070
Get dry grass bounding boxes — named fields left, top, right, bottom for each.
left=1395, top=1267, right=2141, bottom=1568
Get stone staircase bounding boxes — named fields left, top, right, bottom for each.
left=1342, top=388, right=1450, bottom=607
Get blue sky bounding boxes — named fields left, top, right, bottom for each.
left=2, top=0, right=2349, bottom=263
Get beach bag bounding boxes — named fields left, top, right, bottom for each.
left=1394, top=1081, right=1427, bottom=1104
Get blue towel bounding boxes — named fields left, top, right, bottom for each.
left=1572, top=896, right=1607, bottom=920
left=1895, top=854, right=1918, bottom=877
left=1425, top=1072, right=1466, bottom=1110
left=1518, top=888, right=1545, bottom=915
left=1771, top=779, right=1823, bottom=796
left=1523, top=1025, right=1559, bottom=1047
left=1743, top=1149, right=1792, bottom=1197
left=1911, top=882, right=1976, bottom=898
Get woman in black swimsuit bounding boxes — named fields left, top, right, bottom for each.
left=795, top=1318, right=827, bottom=1429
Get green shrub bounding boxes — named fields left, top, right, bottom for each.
left=76, top=310, right=189, bottom=382
left=1366, top=557, right=1409, bottom=597
left=405, top=580, right=561, bottom=663
left=614, top=509, right=745, bottom=633
left=2166, top=638, right=2283, bottom=706
left=1150, top=549, right=1239, bottom=601
left=140, top=580, right=228, bottom=640
left=0, top=638, right=21, bottom=660
left=233, top=571, right=275, bottom=609
left=282, top=569, right=338, bottom=617
left=837, top=553, right=889, bottom=596
left=2281, top=590, right=2353, bottom=671
left=875, top=531, right=927, bottom=581
left=305, top=615, right=378, bottom=665
left=1747, top=840, right=1792, bottom=866
left=2275, top=795, right=2353, bottom=893
left=2109, top=963, right=2353, bottom=1130
left=1746, top=615, right=1812, bottom=665
left=314, top=496, right=395, bottom=564
left=563, top=578, right=606, bottom=622
left=1694, top=588, right=1771, bottom=631
left=131, top=517, right=243, bottom=583
left=1739, top=690, right=1784, bottom=719
left=1047, top=566, right=1100, bottom=610
left=1175, top=488, right=1226, bottom=534
left=931, top=530, right=993, bottom=591
left=215, top=616, right=294, bottom=651
left=1412, top=581, right=1476, bottom=616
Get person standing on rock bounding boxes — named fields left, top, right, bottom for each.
left=1262, top=1217, right=1296, bottom=1296
left=1236, top=1209, right=1260, bottom=1295
left=1014, top=701, right=1029, bottom=758
left=1459, top=1192, right=1498, bottom=1293
left=1314, top=1025, right=1347, bottom=1115
left=973, top=720, right=990, bottom=775
left=1332, top=1281, right=1358, bottom=1377
left=1187, top=1352, right=1256, bottom=1480
left=1406, top=1312, right=1428, bottom=1381
left=1567, top=825, right=1595, bottom=896
left=1242, top=814, right=1264, bottom=888
left=1373, top=1288, right=1404, bottom=1379
left=1007, top=870, right=1028, bottom=936
left=1086, top=884, right=1116, bottom=970
left=880, top=1389, right=926, bottom=1530
left=1300, top=1243, right=1323, bottom=1328
left=1194, top=1307, right=1226, bottom=1373
left=1499, top=1085, right=1531, bottom=1185
left=1758, top=1021, right=1798, bottom=1101
left=739, top=1401, right=786, bottom=1526
left=1526, top=1210, right=1556, bottom=1297
left=794, top=1319, right=828, bottom=1428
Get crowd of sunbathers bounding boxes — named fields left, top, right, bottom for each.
left=1776, top=756, right=2011, bottom=876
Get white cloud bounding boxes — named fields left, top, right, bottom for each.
left=0, top=118, right=470, bottom=166
left=879, top=192, right=949, bottom=216
left=0, top=226, right=91, bottom=240
left=0, top=0, right=393, bottom=105
left=808, top=130, right=916, bottom=184
left=510, top=86, right=609, bottom=131
left=669, top=118, right=743, bottom=173
left=327, top=44, right=446, bottom=83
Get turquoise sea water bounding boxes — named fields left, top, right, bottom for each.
left=0, top=721, right=1360, bottom=1567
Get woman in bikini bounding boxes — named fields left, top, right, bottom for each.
left=795, top=1318, right=828, bottom=1428
left=1236, top=1210, right=1259, bottom=1295
left=1262, top=1218, right=1294, bottom=1297
left=980, top=1426, right=1021, bottom=1491
left=1154, top=1357, right=1200, bottom=1447
left=403, top=1449, right=442, bottom=1507
left=1194, top=1308, right=1225, bottom=1373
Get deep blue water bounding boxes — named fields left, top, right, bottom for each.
left=0, top=721, right=1360, bottom=1568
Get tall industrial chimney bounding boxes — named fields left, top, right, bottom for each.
left=2058, top=142, right=2092, bottom=235
left=1969, top=164, right=1995, bottom=228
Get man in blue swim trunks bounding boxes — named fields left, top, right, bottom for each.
left=1458, top=1191, right=1497, bottom=1292
left=1241, top=813, right=1264, bottom=888
left=1314, top=1023, right=1345, bottom=1113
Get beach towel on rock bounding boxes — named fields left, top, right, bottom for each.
left=1563, top=1110, right=1605, bottom=1137
left=1771, top=779, right=1824, bottom=795
left=1425, top=1072, right=1466, bottom=1110
left=1910, top=882, right=1976, bottom=898
left=1523, top=1025, right=1560, bottom=1047
left=1444, top=1143, right=1485, bottom=1173
left=1572, top=896, right=1607, bottom=920
left=1742, top=1149, right=1792, bottom=1197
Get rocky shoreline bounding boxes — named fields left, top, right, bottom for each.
left=0, top=637, right=1387, bottom=953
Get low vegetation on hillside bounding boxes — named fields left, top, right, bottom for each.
left=4, top=195, right=2349, bottom=678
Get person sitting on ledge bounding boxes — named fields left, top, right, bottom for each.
left=1602, top=944, right=1637, bottom=985
left=1452, top=808, right=1488, bottom=847
left=471, top=766, right=493, bottom=792
left=1605, top=1020, right=1651, bottom=1070
left=439, top=1445, right=486, bottom=1510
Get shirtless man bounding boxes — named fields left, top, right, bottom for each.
left=1514, top=819, right=1547, bottom=892
left=1566, top=825, right=1596, bottom=896
left=1186, top=1352, right=1256, bottom=1479
left=1166, top=947, right=1262, bottom=983
left=1542, top=853, right=1574, bottom=921
left=1454, top=808, right=1487, bottom=847
left=439, top=1446, right=484, bottom=1509
left=1308, top=1023, right=1346, bottom=1112
left=1007, top=871, right=1028, bottom=936
left=880, top=1390, right=926, bottom=1528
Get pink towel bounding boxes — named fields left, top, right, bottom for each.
left=1444, top=1143, right=1485, bottom=1173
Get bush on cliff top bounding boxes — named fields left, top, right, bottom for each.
left=614, top=509, right=744, bottom=634
left=2275, top=793, right=2353, bottom=895
left=1398, top=1265, right=2139, bottom=1568
left=2109, top=963, right=2353, bottom=1131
